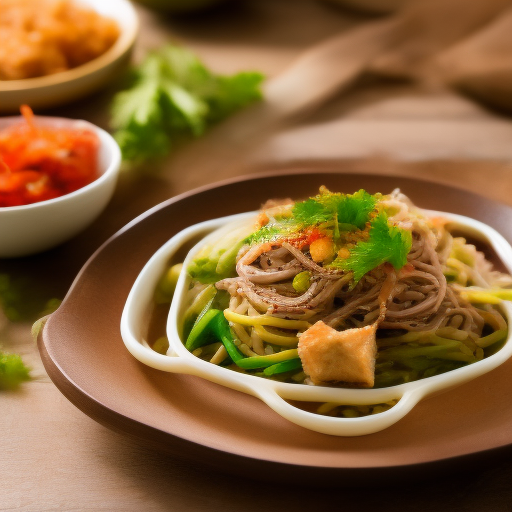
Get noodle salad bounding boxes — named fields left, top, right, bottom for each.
left=172, top=188, right=512, bottom=389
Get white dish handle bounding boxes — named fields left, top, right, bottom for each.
left=254, top=384, right=426, bottom=436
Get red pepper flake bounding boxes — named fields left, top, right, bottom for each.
left=0, top=106, right=100, bottom=207
left=285, top=227, right=326, bottom=249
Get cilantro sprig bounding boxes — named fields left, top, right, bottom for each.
left=246, top=189, right=378, bottom=245
left=244, top=189, right=412, bottom=282
left=331, top=212, right=413, bottom=282
left=292, top=189, right=377, bottom=230
left=111, top=44, right=265, bottom=163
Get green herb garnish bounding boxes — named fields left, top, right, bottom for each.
left=292, top=198, right=332, bottom=225
left=244, top=225, right=283, bottom=245
left=244, top=218, right=300, bottom=245
left=292, top=189, right=377, bottom=230
left=246, top=189, right=377, bottom=246
left=333, top=212, right=412, bottom=282
left=335, top=189, right=377, bottom=230
left=0, top=351, right=31, bottom=390
left=111, top=44, right=265, bottom=162
left=195, top=189, right=411, bottom=285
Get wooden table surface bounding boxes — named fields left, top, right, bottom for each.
left=2, top=2, right=512, bottom=510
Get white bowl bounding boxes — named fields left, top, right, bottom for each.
left=0, top=116, right=121, bottom=258
left=121, top=210, right=512, bottom=436
left=0, top=0, right=139, bottom=113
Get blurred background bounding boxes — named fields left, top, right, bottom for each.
left=2, top=0, right=512, bottom=321
left=2, top=0, right=512, bottom=510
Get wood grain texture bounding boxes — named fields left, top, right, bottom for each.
left=4, top=386, right=512, bottom=511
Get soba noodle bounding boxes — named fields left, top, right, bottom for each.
left=178, top=188, right=512, bottom=389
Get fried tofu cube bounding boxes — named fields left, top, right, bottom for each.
left=297, top=321, right=377, bottom=387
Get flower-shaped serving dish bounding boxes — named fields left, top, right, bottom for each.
left=121, top=209, right=512, bottom=436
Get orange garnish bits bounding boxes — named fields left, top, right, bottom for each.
left=286, top=227, right=324, bottom=250
left=0, top=106, right=100, bottom=207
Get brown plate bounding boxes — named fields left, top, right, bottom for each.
left=38, top=168, right=512, bottom=485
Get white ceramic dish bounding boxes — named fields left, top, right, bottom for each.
left=0, top=116, right=121, bottom=258
left=0, top=0, right=139, bottom=113
left=121, top=210, right=512, bottom=436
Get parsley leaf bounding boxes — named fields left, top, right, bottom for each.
left=111, top=45, right=265, bottom=163
left=0, top=351, right=31, bottom=390
left=206, top=73, right=266, bottom=123
left=334, top=213, right=412, bottom=282
left=292, top=199, right=331, bottom=225
left=291, top=189, right=376, bottom=230
left=336, top=189, right=376, bottom=229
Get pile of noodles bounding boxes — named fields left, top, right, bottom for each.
left=183, top=189, right=512, bottom=387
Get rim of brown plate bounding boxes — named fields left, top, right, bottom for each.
left=38, top=165, right=512, bottom=486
